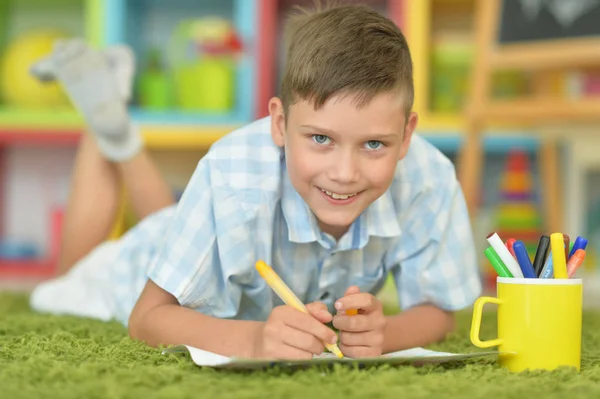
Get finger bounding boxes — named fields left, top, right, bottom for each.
left=280, top=325, right=325, bottom=356
left=332, top=314, right=371, bottom=332
left=342, top=286, right=360, bottom=315
left=281, top=308, right=338, bottom=345
left=264, top=341, right=315, bottom=360
left=339, top=330, right=384, bottom=348
left=340, top=344, right=381, bottom=359
left=306, top=302, right=332, bottom=324
left=335, top=293, right=381, bottom=314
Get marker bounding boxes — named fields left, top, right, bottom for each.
left=513, top=240, right=536, bottom=278
left=563, top=234, right=570, bottom=263
left=551, top=233, right=568, bottom=279
left=568, top=236, right=588, bottom=260
left=486, top=232, right=523, bottom=278
left=255, top=260, right=344, bottom=358
left=505, top=238, right=517, bottom=258
left=532, top=235, right=550, bottom=277
left=567, top=249, right=586, bottom=278
left=540, top=239, right=569, bottom=279
left=484, top=246, right=513, bottom=278
left=540, top=254, right=554, bottom=279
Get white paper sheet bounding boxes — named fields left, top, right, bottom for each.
left=162, top=344, right=500, bottom=370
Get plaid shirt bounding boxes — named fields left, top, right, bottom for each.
left=108, top=117, right=482, bottom=325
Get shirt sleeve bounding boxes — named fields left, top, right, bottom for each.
left=389, top=176, right=482, bottom=311
left=145, top=158, right=257, bottom=318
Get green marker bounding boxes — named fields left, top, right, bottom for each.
left=484, top=246, right=513, bottom=278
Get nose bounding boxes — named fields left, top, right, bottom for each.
left=327, top=150, right=360, bottom=184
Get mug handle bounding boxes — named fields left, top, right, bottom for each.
left=470, top=296, right=504, bottom=348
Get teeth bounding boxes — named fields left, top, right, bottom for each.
left=321, top=189, right=357, bottom=200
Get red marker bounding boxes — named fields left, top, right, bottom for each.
left=505, top=238, right=517, bottom=258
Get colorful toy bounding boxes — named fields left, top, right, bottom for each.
left=485, top=150, right=543, bottom=287
left=138, top=48, right=172, bottom=110
left=168, top=17, right=243, bottom=112
left=0, top=29, right=70, bottom=107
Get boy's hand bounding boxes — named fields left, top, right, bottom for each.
left=333, top=286, right=386, bottom=358
left=252, top=302, right=336, bottom=360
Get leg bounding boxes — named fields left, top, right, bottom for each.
left=59, top=137, right=175, bottom=274
left=58, top=135, right=120, bottom=273
left=117, top=149, right=175, bottom=220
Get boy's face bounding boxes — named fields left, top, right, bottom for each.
left=270, top=91, right=418, bottom=239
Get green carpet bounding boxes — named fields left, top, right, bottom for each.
left=2, top=293, right=600, bottom=399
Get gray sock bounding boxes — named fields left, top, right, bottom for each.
left=31, top=39, right=142, bottom=162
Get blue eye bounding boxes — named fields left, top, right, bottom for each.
left=312, top=134, right=331, bottom=145
left=365, top=140, right=383, bottom=150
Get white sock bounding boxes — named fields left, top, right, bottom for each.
left=31, top=39, right=142, bottom=162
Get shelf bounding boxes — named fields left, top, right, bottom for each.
left=0, top=259, right=56, bottom=278
left=142, top=126, right=233, bottom=149
left=0, top=107, right=83, bottom=129
left=418, top=112, right=464, bottom=131
left=423, top=134, right=539, bottom=154
left=130, top=107, right=247, bottom=126
left=0, top=124, right=235, bottom=150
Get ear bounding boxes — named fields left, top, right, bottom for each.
left=398, top=112, right=418, bottom=160
left=269, top=97, right=286, bottom=148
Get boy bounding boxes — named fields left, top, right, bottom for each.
left=30, top=4, right=481, bottom=360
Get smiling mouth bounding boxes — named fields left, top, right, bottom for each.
left=319, top=188, right=360, bottom=200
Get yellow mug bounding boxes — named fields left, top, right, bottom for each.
left=470, top=277, right=582, bottom=372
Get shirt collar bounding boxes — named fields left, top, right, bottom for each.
left=281, top=161, right=322, bottom=244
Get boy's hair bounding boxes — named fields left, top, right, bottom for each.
left=281, top=2, right=414, bottom=119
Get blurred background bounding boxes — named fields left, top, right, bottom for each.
left=0, top=0, right=599, bottom=300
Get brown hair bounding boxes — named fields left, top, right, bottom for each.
left=281, top=1, right=414, bottom=119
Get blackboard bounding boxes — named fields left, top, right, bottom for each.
left=498, top=0, right=600, bottom=44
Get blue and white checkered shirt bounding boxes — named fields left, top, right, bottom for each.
left=108, top=117, right=482, bottom=325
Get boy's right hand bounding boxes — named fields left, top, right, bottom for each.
left=252, top=302, right=337, bottom=360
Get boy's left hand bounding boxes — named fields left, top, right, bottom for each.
left=332, top=286, right=386, bottom=358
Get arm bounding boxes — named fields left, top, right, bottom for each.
left=129, top=279, right=338, bottom=359
left=125, top=158, right=264, bottom=357
left=382, top=304, right=454, bottom=353
left=129, top=279, right=262, bottom=358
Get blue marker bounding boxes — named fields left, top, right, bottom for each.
left=513, top=240, right=536, bottom=278
left=568, top=236, right=588, bottom=259
left=540, top=254, right=554, bottom=279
